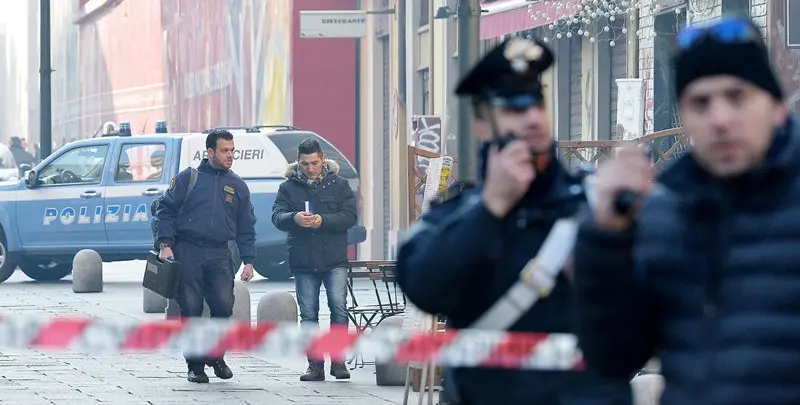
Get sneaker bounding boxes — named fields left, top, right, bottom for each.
left=206, top=359, right=233, bottom=380
left=330, top=362, right=351, bottom=380
left=187, top=369, right=209, bottom=383
left=300, top=363, right=325, bottom=381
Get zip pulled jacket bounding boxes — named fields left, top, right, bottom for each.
left=271, top=159, right=357, bottom=272
left=154, top=158, right=257, bottom=265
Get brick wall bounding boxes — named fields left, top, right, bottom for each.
left=750, top=0, right=768, bottom=37
left=638, top=12, right=656, bottom=134
left=639, top=0, right=770, bottom=134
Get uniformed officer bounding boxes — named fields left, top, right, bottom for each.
left=153, top=128, right=257, bottom=383
left=395, top=37, right=632, bottom=404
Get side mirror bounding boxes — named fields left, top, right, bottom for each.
left=24, top=170, right=36, bottom=187
left=347, top=225, right=367, bottom=245
left=19, top=163, right=32, bottom=173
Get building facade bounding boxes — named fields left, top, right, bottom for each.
left=357, top=0, right=800, bottom=260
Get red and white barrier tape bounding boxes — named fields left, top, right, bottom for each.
left=0, top=314, right=584, bottom=370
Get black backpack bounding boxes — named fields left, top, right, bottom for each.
left=150, top=167, right=198, bottom=248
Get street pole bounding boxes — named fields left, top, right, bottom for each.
left=40, top=0, right=52, bottom=158
left=455, top=0, right=479, bottom=181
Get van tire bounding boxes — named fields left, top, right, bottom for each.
left=254, top=258, right=291, bottom=281
left=19, top=259, right=73, bottom=282
left=0, top=233, right=19, bottom=283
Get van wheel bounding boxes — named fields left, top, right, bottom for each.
left=254, top=258, right=291, bottom=281
left=0, top=234, right=19, bottom=283
left=19, top=259, right=72, bottom=282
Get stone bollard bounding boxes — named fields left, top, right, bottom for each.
left=72, top=249, right=103, bottom=293
left=232, top=281, right=251, bottom=322
left=630, top=374, right=665, bottom=405
left=166, top=282, right=249, bottom=320
left=143, top=287, right=167, bottom=313
left=375, top=316, right=407, bottom=386
left=165, top=298, right=182, bottom=319
left=166, top=299, right=211, bottom=319
left=256, top=291, right=298, bottom=324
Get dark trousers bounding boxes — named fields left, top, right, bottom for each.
left=174, top=240, right=234, bottom=371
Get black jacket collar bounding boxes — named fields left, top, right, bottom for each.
left=659, top=115, right=800, bottom=207
left=198, top=158, right=229, bottom=175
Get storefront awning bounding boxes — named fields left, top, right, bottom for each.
left=480, top=0, right=580, bottom=39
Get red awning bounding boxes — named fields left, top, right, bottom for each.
left=480, top=0, right=580, bottom=39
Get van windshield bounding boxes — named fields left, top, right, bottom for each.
left=267, top=132, right=357, bottom=179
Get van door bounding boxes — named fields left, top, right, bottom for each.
left=17, top=143, right=111, bottom=250
left=104, top=139, right=173, bottom=250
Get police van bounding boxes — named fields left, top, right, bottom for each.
left=0, top=122, right=365, bottom=283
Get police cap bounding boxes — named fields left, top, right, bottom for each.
left=455, top=36, right=554, bottom=107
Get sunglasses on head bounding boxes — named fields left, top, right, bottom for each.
left=676, top=17, right=761, bottom=50
left=488, top=92, right=543, bottom=112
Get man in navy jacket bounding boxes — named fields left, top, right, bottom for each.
left=574, top=16, right=800, bottom=405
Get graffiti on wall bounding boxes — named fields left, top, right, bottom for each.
left=411, top=115, right=443, bottom=176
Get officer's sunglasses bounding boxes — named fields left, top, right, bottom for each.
left=676, top=17, right=760, bottom=50
left=488, top=92, right=543, bottom=112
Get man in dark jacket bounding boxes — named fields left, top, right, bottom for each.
left=271, top=138, right=357, bottom=382
left=573, top=16, right=800, bottom=405
left=153, top=129, right=257, bottom=383
left=9, top=137, right=36, bottom=174
left=395, top=36, right=632, bottom=405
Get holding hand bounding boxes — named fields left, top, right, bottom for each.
left=310, top=215, right=322, bottom=229
left=240, top=264, right=255, bottom=282
left=592, top=147, right=654, bottom=231
left=159, top=247, right=174, bottom=261
left=481, top=140, right=536, bottom=218
left=294, top=212, right=316, bottom=228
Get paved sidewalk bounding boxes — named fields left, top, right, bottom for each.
left=0, top=262, right=410, bottom=404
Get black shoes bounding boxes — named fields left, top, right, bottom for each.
left=187, top=369, right=209, bottom=383
left=299, top=362, right=351, bottom=381
left=206, top=359, right=234, bottom=380
left=330, top=362, right=351, bottom=380
left=300, top=363, right=326, bottom=381
left=187, top=360, right=233, bottom=383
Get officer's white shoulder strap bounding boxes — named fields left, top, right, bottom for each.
left=468, top=177, right=596, bottom=330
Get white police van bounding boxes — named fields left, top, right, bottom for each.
left=0, top=122, right=365, bottom=283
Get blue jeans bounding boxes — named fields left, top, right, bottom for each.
left=294, top=267, right=349, bottom=365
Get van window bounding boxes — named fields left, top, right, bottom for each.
left=116, top=143, right=167, bottom=183
left=179, top=133, right=288, bottom=179
left=267, top=132, right=357, bottom=179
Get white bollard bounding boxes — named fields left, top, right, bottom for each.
left=72, top=249, right=103, bottom=293
left=256, top=291, right=298, bottom=324
left=166, top=299, right=210, bottom=319
left=631, top=374, right=665, bottom=405
left=375, top=316, right=408, bottom=386
left=232, top=280, right=251, bottom=322
left=143, top=287, right=167, bottom=313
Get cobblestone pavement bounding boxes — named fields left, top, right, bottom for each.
left=0, top=262, right=408, bottom=404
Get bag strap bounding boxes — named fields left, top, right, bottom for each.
left=175, top=167, right=198, bottom=217
left=185, top=167, right=198, bottom=200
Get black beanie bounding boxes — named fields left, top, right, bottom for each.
left=673, top=22, right=783, bottom=101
